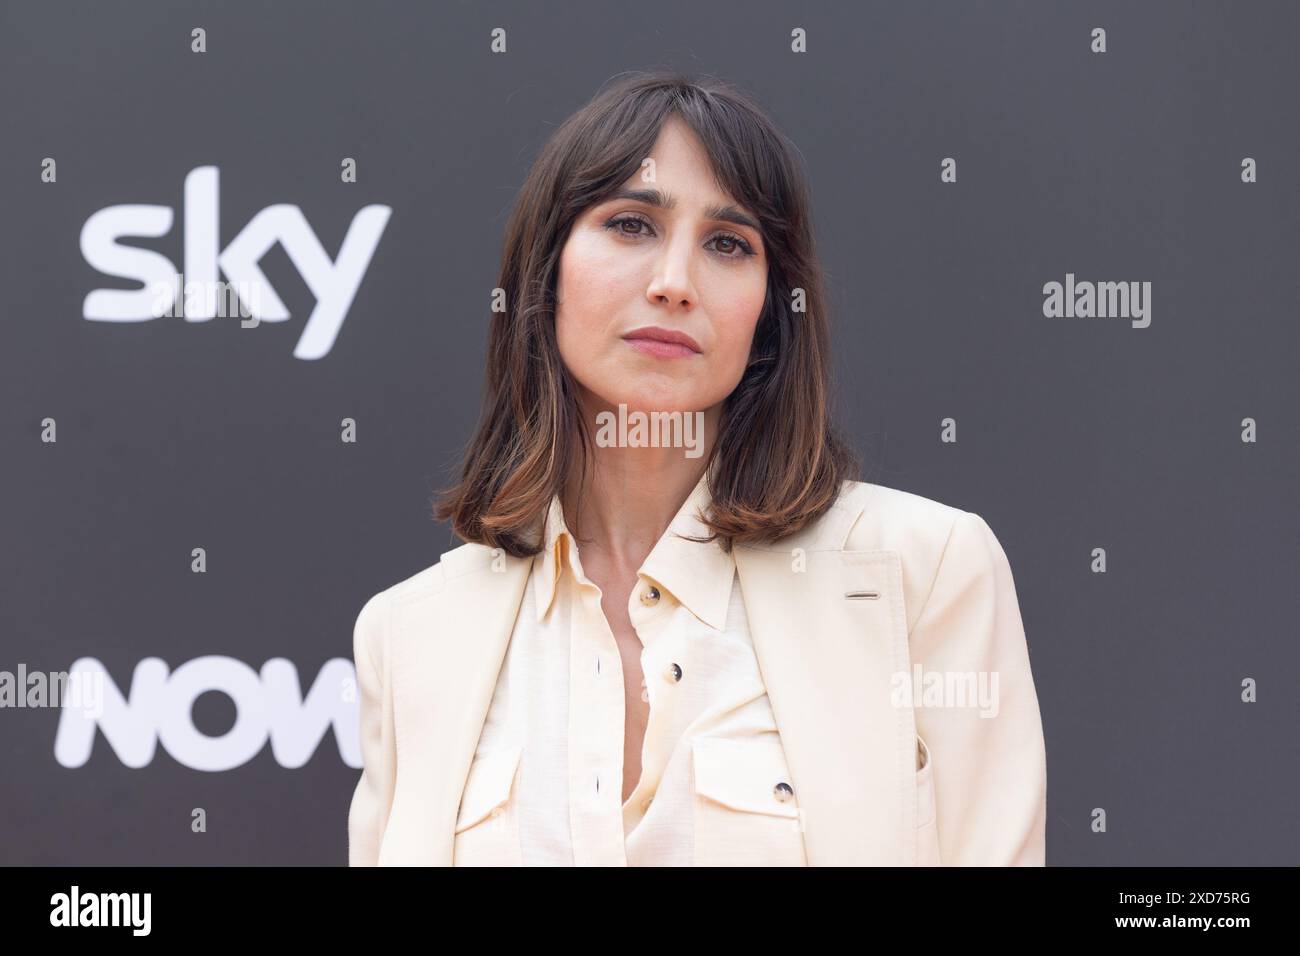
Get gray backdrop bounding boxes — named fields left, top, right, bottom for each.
left=1, top=0, right=1296, bottom=865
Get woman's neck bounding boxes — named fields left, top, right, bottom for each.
left=561, top=398, right=720, bottom=569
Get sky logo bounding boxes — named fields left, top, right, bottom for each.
left=79, top=166, right=392, bottom=359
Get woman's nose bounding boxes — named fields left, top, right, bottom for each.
left=645, top=238, right=697, bottom=309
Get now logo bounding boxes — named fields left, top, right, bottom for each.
left=80, top=166, right=392, bottom=360
left=53, top=656, right=362, bottom=771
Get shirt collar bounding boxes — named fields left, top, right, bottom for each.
left=531, top=471, right=735, bottom=631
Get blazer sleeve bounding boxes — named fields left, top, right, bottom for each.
left=908, top=510, right=1047, bottom=865
left=347, top=590, right=396, bottom=866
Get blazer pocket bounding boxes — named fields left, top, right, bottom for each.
left=690, top=736, right=807, bottom=867
left=915, top=734, right=941, bottom=865
left=453, top=745, right=524, bottom=866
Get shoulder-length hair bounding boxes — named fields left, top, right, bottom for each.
left=434, top=70, right=858, bottom=557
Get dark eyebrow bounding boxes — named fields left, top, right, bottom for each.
left=605, top=187, right=761, bottom=233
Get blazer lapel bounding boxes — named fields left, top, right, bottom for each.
left=732, top=498, right=918, bottom=865
left=380, top=547, right=532, bottom=865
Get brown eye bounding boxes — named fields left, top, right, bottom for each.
left=603, top=214, right=655, bottom=238
left=707, top=232, right=756, bottom=258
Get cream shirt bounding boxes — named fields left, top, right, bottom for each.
left=451, top=474, right=808, bottom=866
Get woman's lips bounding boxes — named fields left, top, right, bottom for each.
left=623, top=337, right=699, bottom=359
left=621, top=326, right=702, bottom=359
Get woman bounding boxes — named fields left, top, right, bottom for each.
left=347, top=71, right=1046, bottom=866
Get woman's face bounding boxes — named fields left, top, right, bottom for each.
left=554, top=117, right=768, bottom=418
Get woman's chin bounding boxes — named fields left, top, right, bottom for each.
left=591, top=394, right=703, bottom=416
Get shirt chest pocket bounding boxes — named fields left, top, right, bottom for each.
left=690, top=736, right=808, bottom=867
left=453, top=745, right=524, bottom=867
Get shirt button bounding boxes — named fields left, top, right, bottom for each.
left=639, top=585, right=661, bottom=606
left=773, top=782, right=794, bottom=803
left=664, top=662, right=682, bottom=682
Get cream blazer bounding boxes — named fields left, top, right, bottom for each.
left=347, top=479, right=1048, bottom=866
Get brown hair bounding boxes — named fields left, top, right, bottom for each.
left=433, top=70, right=858, bottom=556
